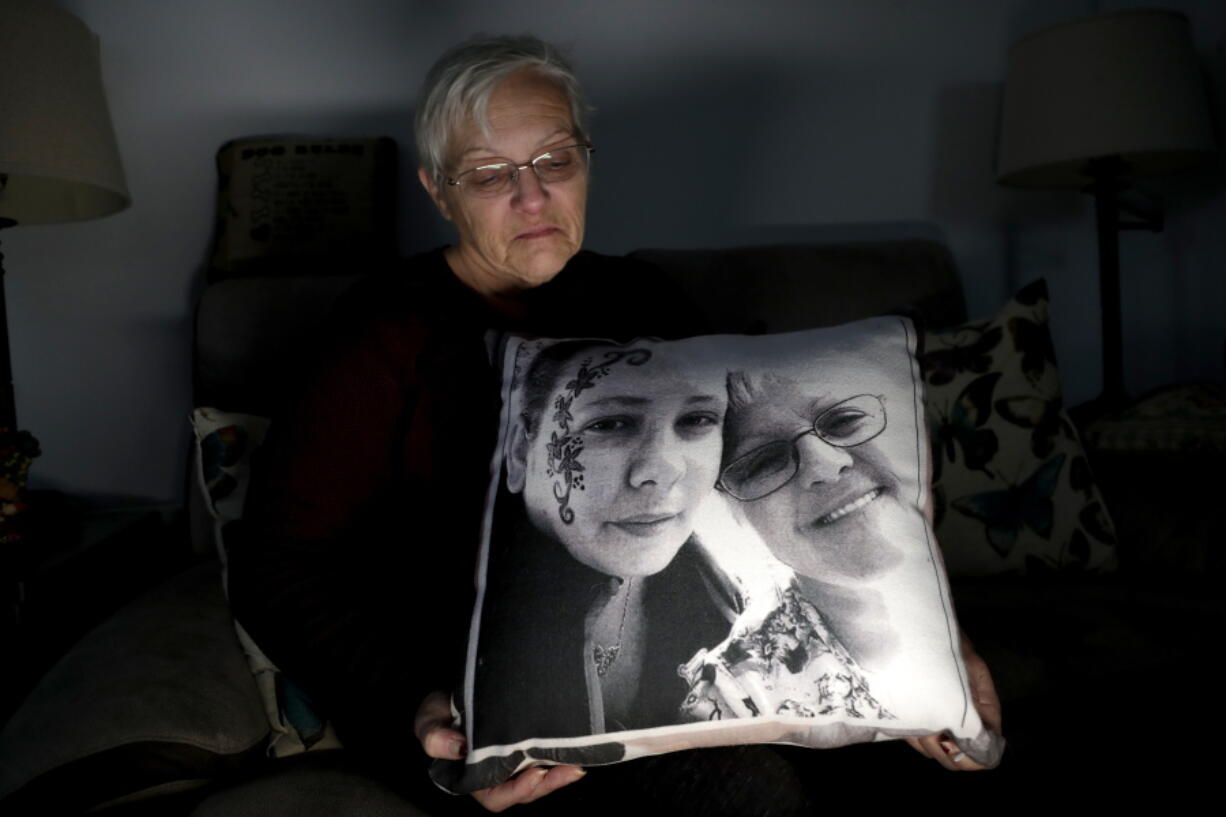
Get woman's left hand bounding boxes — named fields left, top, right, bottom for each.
left=905, top=634, right=1002, bottom=771
left=415, top=690, right=586, bottom=811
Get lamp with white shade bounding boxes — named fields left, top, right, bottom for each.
left=997, top=8, right=1216, bottom=413
left=0, top=0, right=131, bottom=432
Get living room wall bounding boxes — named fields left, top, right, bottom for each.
left=8, top=0, right=1224, bottom=505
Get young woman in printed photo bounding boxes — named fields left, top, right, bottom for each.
left=473, top=337, right=739, bottom=748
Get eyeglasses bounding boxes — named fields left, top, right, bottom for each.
left=446, top=144, right=594, bottom=198
left=717, top=394, right=887, bottom=502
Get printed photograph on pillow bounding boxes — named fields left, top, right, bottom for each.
left=920, top=279, right=1118, bottom=577
left=431, top=317, right=1002, bottom=794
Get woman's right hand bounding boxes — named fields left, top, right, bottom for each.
left=414, top=691, right=587, bottom=812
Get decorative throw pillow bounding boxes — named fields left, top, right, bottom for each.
left=210, top=136, right=397, bottom=280
left=190, top=407, right=271, bottom=561
left=920, top=279, right=1117, bottom=577
left=189, top=407, right=340, bottom=757
left=431, top=317, right=1003, bottom=794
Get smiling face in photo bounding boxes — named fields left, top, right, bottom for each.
left=723, top=367, right=911, bottom=584
left=513, top=344, right=726, bottom=579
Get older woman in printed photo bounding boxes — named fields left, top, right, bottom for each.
left=698, top=324, right=1002, bottom=770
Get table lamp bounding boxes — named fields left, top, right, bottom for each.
left=0, top=0, right=131, bottom=432
left=997, top=8, right=1216, bottom=413
left=0, top=0, right=129, bottom=538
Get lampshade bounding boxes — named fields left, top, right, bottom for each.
left=997, top=9, right=1216, bottom=189
left=0, top=0, right=130, bottom=223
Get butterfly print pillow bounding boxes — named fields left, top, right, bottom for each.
left=921, top=279, right=1118, bottom=577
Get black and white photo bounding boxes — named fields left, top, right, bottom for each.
left=472, top=338, right=737, bottom=748
left=451, top=317, right=995, bottom=792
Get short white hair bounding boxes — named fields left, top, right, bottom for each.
left=414, top=34, right=590, bottom=183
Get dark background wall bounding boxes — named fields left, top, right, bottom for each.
left=9, top=0, right=1224, bottom=505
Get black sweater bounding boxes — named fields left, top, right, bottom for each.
left=227, top=247, right=705, bottom=767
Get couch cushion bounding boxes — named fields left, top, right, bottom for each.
left=194, top=274, right=361, bottom=417
left=190, top=753, right=428, bottom=817
left=0, top=563, right=268, bottom=812
left=635, top=239, right=966, bottom=335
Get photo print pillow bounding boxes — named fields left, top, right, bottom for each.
left=431, top=317, right=1004, bottom=793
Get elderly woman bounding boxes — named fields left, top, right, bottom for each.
left=230, top=32, right=996, bottom=816
left=227, top=34, right=740, bottom=814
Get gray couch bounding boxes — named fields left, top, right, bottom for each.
left=1, top=226, right=1217, bottom=813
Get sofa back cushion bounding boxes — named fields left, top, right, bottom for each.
left=636, top=239, right=966, bottom=335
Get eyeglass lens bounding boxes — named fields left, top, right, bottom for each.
left=720, top=394, right=886, bottom=501
left=456, top=146, right=589, bottom=196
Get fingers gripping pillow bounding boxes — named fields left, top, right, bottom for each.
left=432, top=317, right=1004, bottom=793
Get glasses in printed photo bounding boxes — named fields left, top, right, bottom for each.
left=718, top=393, right=887, bottom=502
left=446, top=144, right=595, bottom=198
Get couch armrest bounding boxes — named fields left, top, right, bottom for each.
left=0, top=562, right=269, bottom=813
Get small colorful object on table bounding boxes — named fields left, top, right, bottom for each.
left=0, top=428, right=40, bottom=546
